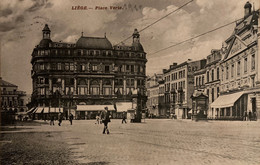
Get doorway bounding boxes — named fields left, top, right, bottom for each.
left=252, top=97, right=256, bottom=120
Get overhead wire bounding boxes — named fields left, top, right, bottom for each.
left=115, top=0, right=194, bottom=46
left=149, top=18, right=243, bottom=56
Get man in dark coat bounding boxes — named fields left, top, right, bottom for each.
left=101, top=107, right=111, bottom=134
left=58, top=112, right=63, bottom=126
left=122, top=111, right=127, bottom=124
left=69, top=113, right=74, bottom=125
left=50, top=114, right=55, bottom=126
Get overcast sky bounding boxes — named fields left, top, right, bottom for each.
left=0, top=0, right=259, bottom=94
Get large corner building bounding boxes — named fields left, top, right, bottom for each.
left=30, top=25, right=147, bottom=119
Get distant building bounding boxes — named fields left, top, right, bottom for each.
left=163, top=59, right=206, bottom=119
left=146, top=73, right=163, bottom=117
left=158, top=79, right=166, bottom=117
left=194, top=67, right=206, bottom=93
left=0, top=78, right=29, bottom=113
left=30, top=25, right=147, bottom=119
left=204, top=49, right=223, bottom=119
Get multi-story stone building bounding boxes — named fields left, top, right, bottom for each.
left=194, top=67, right=206, bottom=93
left=158, top=79, right=166, bottom=117
left=146, top=73, right=163, bottom=117
left=163, top=59, right=206, bottom=119
left=211, top=2, right=259, bottom=120
left=30, top=24, right=147, bottom=119
left=204, top=49, right=223, bottom=118
left=1, top=78, right=28, bottom=112
left=1, top=78, right=29, bottom=122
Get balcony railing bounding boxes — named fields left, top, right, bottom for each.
left=1, top=91, right=26, bottom=95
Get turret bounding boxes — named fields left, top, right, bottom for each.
left=42, top=24, right=51, bottom=39
left=132, top=28, right=140, bottom=43
left=244, top=1, right=252, bottom=18
left=131, top=29, right=144, bottom=51
left=39, top=24, right=52, bottom=47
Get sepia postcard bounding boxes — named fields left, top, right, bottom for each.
left=0, top=0, right=260, bottom=165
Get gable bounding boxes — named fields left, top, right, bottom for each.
left=224, top=36, right=247, bottom=61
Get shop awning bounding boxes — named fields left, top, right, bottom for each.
left=34, top=107, right=64, bottom=113
left=76, top=105, right=115, bottom=111
left=34, top=107, right=44, bottom=113
left=43, top=107, right=49, bottom=113
left=116, top=102, right=133, bottom=112
left=32, top=107, right=38, bottom=113
left=49, top=107, right=63, bottom=113
left=27, top=107, right=36, bottom=114
left=211, top=91, right=244, bottom=108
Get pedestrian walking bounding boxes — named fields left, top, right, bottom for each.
left=248, top=111, right=252, bottom=121
left=58, top=112, right=63, bottom=126
left=95, top=114, right=100, bottom=124
left=50, top=114, right=55, bottom=126
left=101, top=107, right=111, bottom=134
left=244, top=111, right=248, bottom=121
left=99, top=113, right=102, bottom=124
left=69, top=113, right=73, bottom=125
left=122, top=111, right=127, bottom=124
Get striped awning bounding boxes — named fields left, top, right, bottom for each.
left=34, top=107, right=44, bottom=113
left=49, top=107, right=63, bottom=113
left=77, top=105, right=115, bottom=111
left=27, top=107, right=36, bottom=114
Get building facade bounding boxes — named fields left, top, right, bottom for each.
left=158, top=79, right=166, bottom=117
left=31, top=25, right=147, bottom=119
left=1, top=78, right=29, bottom=122
left=146, top=73, right=163, bottom=117
left=204, top=49, right=223, bottom=119
left=163, top=59, right=206, bottom=119
left=211, top=2, right=259, bottom=120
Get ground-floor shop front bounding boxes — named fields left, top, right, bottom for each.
left=75, top=102, right=133, bottom=120
left=30, top=107, right=64, bottom=120
left=210, top=90, right=260, bottom=120
left=174, top=104, right=191, bottom=119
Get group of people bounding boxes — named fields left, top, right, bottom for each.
left=244, top=111, right=257, bottom=121
left=49, top=112, right=74, bottom=126
left=48, top=107, right=128, bottom=135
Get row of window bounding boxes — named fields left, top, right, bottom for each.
left=34, top=63, right=145, bottom=73
left=165, top=81, right=186, bottom=92
left=159, top=86, right=165, bottom=95
left=37, top=87, right=140, bottom=96
left=35, top=49, right=145, bottom=58
left=164, top=92, right=185, bottom=103
left=206, top=68, right=220, bottom=83
left=1, top=99, right=25, bottom=107
left=223, top=54, right=255, bottom=81
left=206, top=87, right=220, bottom=103
left=164, top=70, right=186, bottom=82
left=37, top=77, right=144, bottom=86
left=195, top=75, right=205, bottom=87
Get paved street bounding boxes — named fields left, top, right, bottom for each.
left=1, top=119, right=260, bottom=165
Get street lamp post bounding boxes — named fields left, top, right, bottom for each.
left=178, top=87, right=184, bottom=118
left=171, top=89, right=176, bottom=118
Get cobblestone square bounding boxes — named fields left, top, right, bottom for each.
left=1, top=119, right=260, bottom=165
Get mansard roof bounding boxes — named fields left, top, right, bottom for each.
left=39, top=39, right=52, bottom=48
left=0, top=79, right=17, bottom=87
left=76, top=36, right=113, bottom=49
